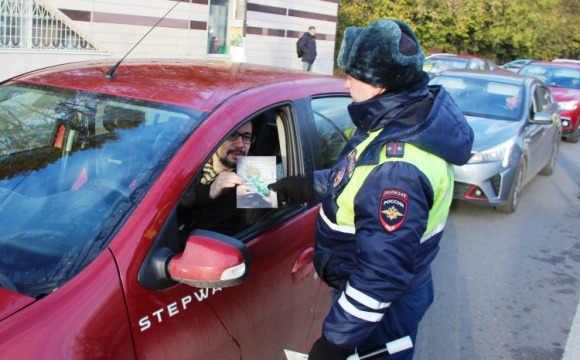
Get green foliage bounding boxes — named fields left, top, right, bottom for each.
left=337, top=0, right=579, bottom=63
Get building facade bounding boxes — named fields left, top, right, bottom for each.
left=0, top=0, right=339, bottom=81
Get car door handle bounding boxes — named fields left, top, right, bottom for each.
left=292, top=247, right=315, bottom=281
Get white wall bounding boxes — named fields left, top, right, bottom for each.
left=0, top=0, right=338, bottom=81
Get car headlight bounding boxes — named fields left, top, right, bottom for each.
left=468, top=139, right=514, bottom=167
left=558, top=100, right=578, bottom=111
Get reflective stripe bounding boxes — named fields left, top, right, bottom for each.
left=320, top=207, right=355, bottom=235
left=338, top=293, right=384, bottom=322
left=420, top=220, right=446, bottom=243
left=345, top=282, right=390, bottom=310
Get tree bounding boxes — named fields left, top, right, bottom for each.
left=337, top=0, right=579, bottom=63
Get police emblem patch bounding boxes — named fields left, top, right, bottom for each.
left=347, top=149, right=357, bottom=176
left=333, top=169, right=345, bottom=188
left=379, top=188, right=408, bottom=232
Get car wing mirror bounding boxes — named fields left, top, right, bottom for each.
left=530, top=112, right=554, bottom=125
left=168, top=230, right=251, bottom=288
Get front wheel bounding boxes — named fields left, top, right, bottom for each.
left=565, top=123, right=579, bottom=143
left=540, top=138, right=559, bottom=176
left=496, top=161, right=524, bottom=214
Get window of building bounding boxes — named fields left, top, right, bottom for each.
left=207, top=0, right=230, bottom=55
left=0, top=0, right=101, bottom=51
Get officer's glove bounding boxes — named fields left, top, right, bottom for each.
left=308, top=336, right=353, bottom=360
left=267, top=176, right=314, bottom=205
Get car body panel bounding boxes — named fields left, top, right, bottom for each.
left=0, top=59, right=351, bottom=358
left=0, top=251, right=135, bottom=358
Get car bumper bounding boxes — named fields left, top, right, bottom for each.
left=560, top=110, right=579, bottom=133
left=453, top=161, right=517, bottom=206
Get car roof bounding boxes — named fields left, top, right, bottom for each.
left=436, top=69, right=531, bottom=85
left=524, top=60, right=580, bottom=69
left=428, top=54, right=484, bottom=60
left=8, top=58, right=346, bottom=111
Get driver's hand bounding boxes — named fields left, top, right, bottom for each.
left=209, top=171, right=244, bottom=199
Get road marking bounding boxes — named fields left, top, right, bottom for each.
left=562, top=298, right=580, bottom=359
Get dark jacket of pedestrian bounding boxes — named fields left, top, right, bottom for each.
left=299, top=30, right=317, bottom=64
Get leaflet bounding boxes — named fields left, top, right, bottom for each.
left=236, top=156, right=278, bottom=208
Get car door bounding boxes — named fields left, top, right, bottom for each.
left=122, top=103, right=333, bottom=360
left=523, top=83, right=553, bottom=177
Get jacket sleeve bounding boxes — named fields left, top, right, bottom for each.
left=313, top=169, right=331, bottom=202
left=322, top=161, right=433, bottom=348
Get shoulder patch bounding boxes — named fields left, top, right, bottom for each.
left=386, top=141, right=405, bottom=158
left=379, top=188, right=408, bottom=232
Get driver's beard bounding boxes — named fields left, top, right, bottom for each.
left=218, top=152, right=238, bottom=170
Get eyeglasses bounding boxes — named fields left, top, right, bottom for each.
left=226, top=132, right=254, bottom=144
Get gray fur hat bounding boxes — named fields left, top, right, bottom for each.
left=337, top=19, right=426, bottom=91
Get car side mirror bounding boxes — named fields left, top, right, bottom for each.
left=168, top=230, right=251, bottom=288
left=530, top=112, right=553, bottom=125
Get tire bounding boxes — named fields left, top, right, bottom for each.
left=540, top=138, right=559, bottom=176
left=496, top=161, right=524, bottom=214
left=566, top=123, right=579, bottom=143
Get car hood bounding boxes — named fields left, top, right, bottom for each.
left=549, top=87, right=580, bottom=101
left=466, top=115, right=520, bottom=152
left=0, top=288, right=34, bottom=321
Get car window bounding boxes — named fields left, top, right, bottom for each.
left=469, top=59, right=487, bottom=70
left=0, top=83, right=204, bottom=298
left=311, top=96, right=354, bottom=168
left=535, top=86, right=552, bottom=112
left=423, top=57, right=468, bottom=76
left=175, top=106, right=299, bottom=246
left=520, top=65, right=580, bottom=89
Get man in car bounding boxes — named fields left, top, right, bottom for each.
left=179, top=121, right=254, bottom=236
left=269, top=19, right=473, bottom=359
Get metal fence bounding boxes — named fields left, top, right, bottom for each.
left=0, top=0, right=102, bottom=51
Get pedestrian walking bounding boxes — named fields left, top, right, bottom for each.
left=298, top=26, right=317, bottom=71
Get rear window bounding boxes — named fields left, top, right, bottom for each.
left=519, top=65, right=580, bottom=89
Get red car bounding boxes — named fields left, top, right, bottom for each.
left=518, top=61, right=580, bottom=142
left=423, top=54, right=509, bottom=78
left=0, top=59, right=355, bottom=358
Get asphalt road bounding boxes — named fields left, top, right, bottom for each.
left=414, top=139, right=580, bottom=360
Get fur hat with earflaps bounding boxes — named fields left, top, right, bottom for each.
left=337, top=19, right=427, bottom=91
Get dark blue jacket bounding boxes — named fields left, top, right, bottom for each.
left=312, top=79, right=474, bottom=349
left=299, top=32, right=317, bottom=64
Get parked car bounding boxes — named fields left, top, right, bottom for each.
left=0, top=59, right=355, bottom=359
left=423, top=54, right=509, bottom=78
left=500, top=59, right=536, bottom=72
left=430, top=70, right=561, bottom=213
left=518, top=61, right=580, bottom=142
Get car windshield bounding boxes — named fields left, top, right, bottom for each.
left=431, top=76, right=524, bottom=121
left=0, top=83, right=205, bottom=298
left=519, top=65, right=580, bottom=89
left=423, top=57, right=468, bottom=76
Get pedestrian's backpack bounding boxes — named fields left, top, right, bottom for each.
left=296, top=36, right=304, bottom=58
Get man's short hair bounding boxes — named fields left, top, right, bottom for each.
left=309, top=26, right=316, bottom=30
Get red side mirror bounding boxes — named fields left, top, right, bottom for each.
left=168, top=230, right=250, bottom=288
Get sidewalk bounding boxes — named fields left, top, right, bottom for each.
left=562, top=299, right=580, bottom=359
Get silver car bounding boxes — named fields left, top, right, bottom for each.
left=430, top=70, right=561, bottom=213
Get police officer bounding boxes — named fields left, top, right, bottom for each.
left=269, top=19, right=474, bottom=359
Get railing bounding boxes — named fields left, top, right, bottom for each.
left=0, top=0, right=103, bottom=51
